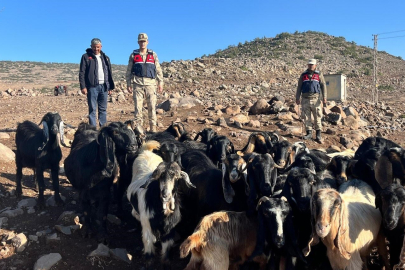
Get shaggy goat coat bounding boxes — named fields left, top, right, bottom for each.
left=306, top=180, right=387, bottom=270
left=180, top=211, right=266, bottom=270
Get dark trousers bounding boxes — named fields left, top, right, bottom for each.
left=87, top=84, right=107, bottom=127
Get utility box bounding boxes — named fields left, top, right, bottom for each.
left=324, top=74, right=347, bottom=101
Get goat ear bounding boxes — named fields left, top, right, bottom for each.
left=303, top=196, right=321, bottom=257
left=326, top=158, right=337, bottom=172
left=334, top=199, right=351, bottom=260
left=205, top=139, right=212, bottom=155
left=222, top=163, right=235, bottom=203
left=98, top=130, right=115, bottom=178
left=375, top=194, right=382, bottom=209
left=375, top=153, right=393, bottom=190
left=229, top=141, right=235, bottom=154
left=151, top=162, right=165, bottom=180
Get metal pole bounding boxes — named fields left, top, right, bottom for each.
left=373, top=34, right=378, bottom=103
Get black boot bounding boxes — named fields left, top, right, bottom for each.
left=303, top=130, right=312, bottom=140
left=316, top=130, right=322, bottom=142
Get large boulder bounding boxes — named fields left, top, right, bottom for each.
left=343, top=115, right=359, bottom=130
left=325, top=112, right=342, bottom=125
left=158, top=98, right=179, bottom=111
left=0, top=143, right=15, bottom=162
left=34, top=253, right=62, bottom=270
left=344, top=107, right=359, bottom=119
left=249, top=99, right=270, bottom=115
left=231, top=114, right=250, bottom=124
left=225, top=105, right=241, bottom=116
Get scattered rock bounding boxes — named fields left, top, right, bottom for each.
left=343, top=115, right=359, bottom=130
left=0, top=133, right=10, bottom=139
left=231, top=114, right=250, bottom=124
left=344, top=107, right=359, bottom=119
left=156, top=108, right=165, bottom=115
left=158, top=98, right=179, bottom=111
left=46, top=233, right=60, bottom=244
left=57, top=211, right=77, bottom=225
left=325, top=112, right=342, bottom=125
left=109, top=248, right=132, bottom=264
left=249, top=99, right=270, bottom=115
left=29, top=235, right=39, bottom=242
left=89, top=243, right=110, bottom=257
left=330, top=106, right=346, bottom=118
left=17, top=198, right=37, bottom=209
left=0, top=208, right=24, bottom=218
left=55, top=225, right=71, bottom=235
left=325, top=128, right=336, bottom=135
left=277, top=112, right=293, bottom=121
left=340, top=136, right=354, bottom=149
left=217, top=117, right=228, bottom=127
left=11, top=233, right=27, bottom=252
left=225, top=105, right=240, bottom=116
left=33, top=253, right=62, bottom=270
left=247, top=120, right=261, bottom=128
left=0, top=217, right=8, bottom=228
left=107, top=214, right=121, bottom=225
left=0, top=143, right=15, bottom=162
left=46, top=194, right=66, bottom=207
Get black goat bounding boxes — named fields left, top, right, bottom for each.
left=375, top=147, right=405, bottom=189
left=206, top=135, right=235, bottom=167
left=64, top=123, right=137, bottom=242
left=354, top=136, right=401, bottom=159
left=194, top=127, right=217, bottom=144
left=250, top=196, right=306, bottom=270
left=244, top=153, right=283, bottom=215
left=240, top=131, right=275, bottom=155
left=164, top=122, right=187, bottom=139
left=272, top=140, right=292, bottom=169
left=15, top=112, right=68, bottom=207
left=287, top=142, right=331, bottom=174
left=326, top=155, right=353, bottom=186
left=128, top=161, right=195, bottom=270
left=376, top=184, right=405, bottom=268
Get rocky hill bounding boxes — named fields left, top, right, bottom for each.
left=1, top=31, right=405, bottom=102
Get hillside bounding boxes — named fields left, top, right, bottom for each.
left=1, top=31, right=405, bottom=101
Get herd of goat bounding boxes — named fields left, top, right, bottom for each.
left=13, top=112, right=405, bottom=270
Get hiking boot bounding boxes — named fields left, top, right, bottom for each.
left=303, top=130, right=312, bottom=140
left=316, top=130, right=322, bottom=142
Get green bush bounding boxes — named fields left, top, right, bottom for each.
left=314, top=54, right=324, bottom=60
left=378, top=84, right=394, bottom=91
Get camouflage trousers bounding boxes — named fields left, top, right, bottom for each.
left=132, top=83, right=157, bottom=129
left=301, top=96, right=322, bottom=131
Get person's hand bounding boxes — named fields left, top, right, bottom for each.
left=323, top=99, right=327, bottom=106
left=81, top=88, right=87, bottom=95
left=158, top=85, right=163, bottom=93
left=108, top=90, right=112, bottom=96
left=296, top=99, right=300, bottom=105
left=127, top=86, right=133, bottom=94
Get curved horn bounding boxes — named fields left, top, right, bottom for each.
left=273, top=132, right=280, bottom=142
left=180, top=171, right=195, bottom=188
left=59, top=121, right=69, bottom=148
left=256, top=196, right=270, bottom=210
left=38, top=121, right=49, bottom=151
left=140, top=177, right=154, bottom=189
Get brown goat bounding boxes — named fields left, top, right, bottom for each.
left=179, top=211, right=267, bottom=270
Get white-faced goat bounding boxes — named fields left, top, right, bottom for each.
left=127, top=141, right=195, bottom=270
left=304, top=180, right=390, bottom=270
left=376, top=184, right=405, bottom=268
left=64, top=122, right=137, bottom=243
left=15, top=112, right=68, bottom=208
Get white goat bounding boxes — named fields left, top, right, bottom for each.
left=126, top=140, right=162, bottom=220
left=304, top=179, right=390, bottom=270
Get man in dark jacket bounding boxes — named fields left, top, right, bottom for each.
left=79, top=38, right=115, bottom=127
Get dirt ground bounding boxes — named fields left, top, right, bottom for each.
left=0, top=93, right=404, bottom=270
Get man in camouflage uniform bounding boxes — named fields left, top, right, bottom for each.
left=126, top=33, right=163, bottom=132
left=296, top=59, right=327, bottom=142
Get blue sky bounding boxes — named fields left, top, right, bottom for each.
left=0, top=0, right=404, bottom=65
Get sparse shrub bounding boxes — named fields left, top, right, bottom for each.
left=314, top=54, right=324, bottom=60
left=378, top=84, right=394, bottom=91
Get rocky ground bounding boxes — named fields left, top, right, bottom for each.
left=1, top=30, right=405, bottom=269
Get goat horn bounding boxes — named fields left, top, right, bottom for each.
left=38, top=121, right=49, bottom=151
left=59, top=121, right=70, bottom=148
left=180, top=171, right=196, bottom=188
left=256, top=196, right=270, bottom=210
left=273, top=163, right=284, bottom=169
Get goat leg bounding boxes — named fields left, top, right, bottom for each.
left=95, top=190, right=110, bottom=244
left=80, top=191, right=93, bottom=239
left=15, top=156, right=23, bottom=198
left=394, top=236, right=405, bottom=270
left=35, top=167, right=46, bottom=209
left=51, top=167, right=63, bottom=206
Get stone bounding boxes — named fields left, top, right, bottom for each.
left=344, top=107, right=359, bottom=119
left=217, top=117, right=228, bottom=127
left=343, top=115, right=359, bottom=130
left=0, top=132, right=10, bottom=139
left=326, top=113, right=342, bottom=125
left=191, top=90, right=200, bottom=97
left=249, top=99, right=270, bottom=115
left=231, top=114, right=250, bottom=124
left=225, top=105, right=241, bottom=116
left=277, top=112, right=293, bottom=121
left=158, top=98, right=179, bottom=111
left=27, top=207, right=36, bottom=214
left=270, top=95, right=285, bottom=104
left=170, top=92, right=181, bottom=98
left=340, top=136, right=354, bottom=149
left=358, top=118, right=368, bottom=127
left=0, top=208, right=24, bottom=218
left=325, top=128, right=336, bottom=135
left=269, top=101, right=285, bottom=114
left=0, top=217, right=8, bottom=228
left=46, top=233, right=60, bottom=244
left=0, top=143, right=15, bottom=162
left=247, top=120, right=261, bottom=128
left=219, top=84, right=227, bottom=90
left=178, top=96, right=202, bottom=108
left=109, top=248, right=132, bottom=264
left=29, top=235, right=39, bottom=242
left=107, top=214, right=121, bottom=225
left=11, top=233, right=27, bottom=252
left=156, top=108, right=165, bottom=115
left=57, top=211, right=77, bottom=225
left=89, top=243, right=110, bottom=257
left=117, top=93, right=126, bottom=103
left=46, top=194, right=66, bottom=207
left=286, top=125, right=303, bottom=136
left=330, top=106, right=346, bottom=118
left=55, top=225, right=71, bottom=235
left=33, top=253, right=62, bottom=270
left=17, top=198, right=37, bottom=208
left=327, top=145, right=342, bottom=153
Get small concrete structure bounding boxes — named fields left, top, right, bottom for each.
left=325, top=74, right=347, bottom=101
